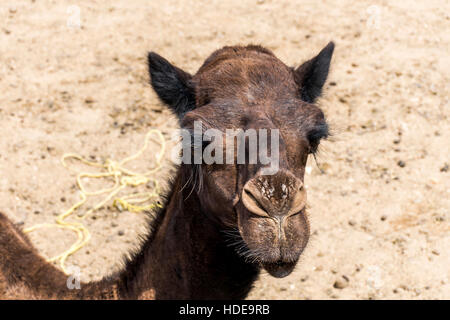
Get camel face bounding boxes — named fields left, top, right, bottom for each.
left=149, top=42, right=334, bottom=278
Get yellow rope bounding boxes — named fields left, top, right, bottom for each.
left=23, top=129, right=166, bottom=274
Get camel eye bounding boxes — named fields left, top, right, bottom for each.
left=306, top=123, right=329, bottom=154
left=308, top=138, right=321, bottom=155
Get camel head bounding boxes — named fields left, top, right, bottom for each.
left=147, top=42, right=334, bottom=278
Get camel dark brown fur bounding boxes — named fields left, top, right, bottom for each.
left=0, top=41, right=334, bottom=299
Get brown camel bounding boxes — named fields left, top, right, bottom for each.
left=0, top=41, right=334, bottom=299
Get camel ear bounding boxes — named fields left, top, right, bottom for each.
left=294, top=41, right=334, bottom=103
left=147, top=52, right=196, bottom=118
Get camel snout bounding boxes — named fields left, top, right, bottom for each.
left=241, top=172, right=306, bottom=218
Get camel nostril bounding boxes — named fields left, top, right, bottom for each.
left=242, top=186, right=270, bottom=218
left=287, top=186, right=307, bottom=217
left=244, top=189, right=261, bottom=209
left=290, top=207, right=306, bottom=217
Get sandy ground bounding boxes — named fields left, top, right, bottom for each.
left=0, top=0, right=449, bottom=299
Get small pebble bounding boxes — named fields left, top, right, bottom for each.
left=397, top=160, right=406, bottom=168
left=440, top=163, right=448, bottom=172
left=60, top=197, right=66, bottom=202
left=333, top=279, right=348, bottom=289
left=380, top=215, right=387, bottom=221
left=118, top=230, right=125, bottom=236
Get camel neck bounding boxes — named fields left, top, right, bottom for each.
left=120, top=170, right=260, bottom=299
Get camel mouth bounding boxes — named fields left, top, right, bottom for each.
left=262, top=260, right=297, bottom=278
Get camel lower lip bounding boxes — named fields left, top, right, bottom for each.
left=262, top=260, right=297, bottom=278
